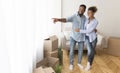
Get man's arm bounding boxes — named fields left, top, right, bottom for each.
left=52, top=14, right=74, bottom=23
left=52, top=18, right=67, bottom=23
left=74, top=28, right=97, bottom=33
left=74, top=21, right=98, bottom=33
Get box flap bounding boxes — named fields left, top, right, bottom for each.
left=33, top=67, right=45, bottom=73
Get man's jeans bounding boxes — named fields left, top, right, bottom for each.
left=85, top=36, right=97, bottom=65
left=69, top=37, right=84, bottom=65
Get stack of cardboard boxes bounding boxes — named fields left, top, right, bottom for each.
left=34, top=35, right=59, bottom=73
left=44, top=35, right=58, bottom=58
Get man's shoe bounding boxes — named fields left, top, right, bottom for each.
left=69, top=64, right=73, bottom=70
left=78, top=64, right=84, bottom=69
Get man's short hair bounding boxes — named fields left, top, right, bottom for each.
left=80, top=4, right=86, bottom=11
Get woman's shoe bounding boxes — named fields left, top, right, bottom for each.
left=85, top=62, right=91, bottom=71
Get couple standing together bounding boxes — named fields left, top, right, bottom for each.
left=52, top=4, right=98, bottom=71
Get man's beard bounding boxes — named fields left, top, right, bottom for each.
left=79, top=13, right=83, bottom=17
left=79, top=14, right=83, bottom=16
left=78, top=12, right=83, bottom=17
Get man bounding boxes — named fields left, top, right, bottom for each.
left=52, top=4, right=86, bottom=70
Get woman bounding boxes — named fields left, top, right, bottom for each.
left=75, top=6, right=98, bottom=71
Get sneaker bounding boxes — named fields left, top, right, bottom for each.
left=69, top=64, right=73, bottom=70
left=85, top=62, right=91, bottom=71
left=78, top=64, right=84, bottom=69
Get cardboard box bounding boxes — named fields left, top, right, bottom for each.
left=107, top=37, right=120, bottom=56
left=44, top=50, right=58, bottom=58
left=44, top=35, right=58, bottom=52
left=44, top=67, right=55, bottom=73
left=33, top=67, right=45, bottom=73
left=36, top=57, right=59, bottom=69
left=33, top=67, right=55, bottom=73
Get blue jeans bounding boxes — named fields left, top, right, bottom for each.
left=69, top=37, right=84, bottom=65
left=85, top=36, right=97, bottom=65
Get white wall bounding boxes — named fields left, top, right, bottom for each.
left=62, top=0, right=120, bottom=37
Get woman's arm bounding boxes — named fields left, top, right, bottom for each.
left=80, top=20, right=98, bottom=34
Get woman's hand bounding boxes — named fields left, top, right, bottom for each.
left=74, top=28, right=80, bottom=32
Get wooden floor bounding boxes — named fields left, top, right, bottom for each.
left=61, top=49, right=120, bottom=73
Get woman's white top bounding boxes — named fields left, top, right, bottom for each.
left=80, top=18, right=98, bottom=42
left=86, top=23, right=90, bottom=36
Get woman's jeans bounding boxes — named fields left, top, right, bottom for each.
left=69, top=37, right=84, bottom=65
left=85, top=36, right=97, bottom=65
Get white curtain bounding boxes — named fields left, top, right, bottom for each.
left=0, top=0, right=61, bottom=73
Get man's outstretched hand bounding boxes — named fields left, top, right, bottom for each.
left=52, top=18, right=59, bottom=23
